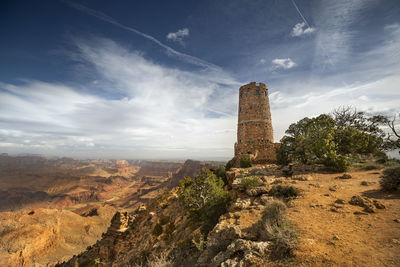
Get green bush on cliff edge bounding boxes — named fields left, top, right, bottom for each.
left=240, top=156, right=252, bottom=168
left=177, top=169, right=230, bottom=234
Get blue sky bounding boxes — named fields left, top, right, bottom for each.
left=0, top=0, right=399, bottom=159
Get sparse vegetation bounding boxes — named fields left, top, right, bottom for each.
left=380, top=166, right=400, bottom=191
left=159, top=215, right=170, bottom=225
left=362, top=164, right=380, bottom=170
left=213, top=166, right=228, bottom=185
left=257, top=199, right=298, bottom=261
left=152, top=223, right=163, bottom=236
left=192, top=233, right=206, bottom=251
left=241, top=176, right=262, bottom=189
left=269, top=226, right=298, bottom=261
left=78, top=258, right=100, bottom=267
left=225, top=159, right=234, bottom=171
left=240, top=156, right=252, bottom=168
left=261, top=199, right=286, bottom=226
left=162, top=222, right=175, bottom=243
left=269, top=185, right=299, bottom=199
left=177, top=169, right=231, bottom=234
left=143, top=253, right=172, bottom=267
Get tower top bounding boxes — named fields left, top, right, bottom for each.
left=240, top=81, right=266, bottom=87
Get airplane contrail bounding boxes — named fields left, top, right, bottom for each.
left=291, top=0, right=311, bottom=28
left=64, top=1, right=221, bottom=71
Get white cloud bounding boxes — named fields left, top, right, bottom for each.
left=166, top=28, right=189, bottom=45
left=0, top=37, right=240, bottom=159
left=271, top=58, right=297, bottom=70
left=291, top=22, right=316, bottom=37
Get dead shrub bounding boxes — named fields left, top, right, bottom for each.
left=257, top=199, right=298, bottom=261
left=261, top=199, right=287, bottom=226
left=146, top=253, right=172, bottom=267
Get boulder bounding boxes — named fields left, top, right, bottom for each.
left=373, top=200, right=385, bottom=209
left=349, top=195, right=378, bottom=213
left=212, top=239, right=271, bottom=267
left=206, top=224, right=243, bottom=249
left=245, top=186, right=269, bottom=197
left=231, top=198, right=251, bottom=210
left=360, top=181, right=372, bottom=186
left=336, top=173, right=352, bottom=179
left=292, top=175, right=312, bottom=181
left=260, top=195, right=274, bottom=205
left=335, top=199, right=346, bottom=205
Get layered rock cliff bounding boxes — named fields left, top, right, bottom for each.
left=58, top=165, right=292, bottom=267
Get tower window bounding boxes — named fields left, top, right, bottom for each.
left=249, top=139, right=253, bottom=144
left=256, top=89, right=260, bottom=95
left=264, top=90, right=267, bottom=96
left=239, top=107, right=241, bottom=112
left=247, top=91, right=251, bottom=96
left=241, top=93, right=245, bottom=99
left=248, top=121, right=252, bottom=125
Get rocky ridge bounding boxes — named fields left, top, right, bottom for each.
left=58, top=163, right=400, bottom=267
left=58, top=164, right=294, bottom=266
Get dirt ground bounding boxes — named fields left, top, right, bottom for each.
left=286, top=169, right=400, bottom=267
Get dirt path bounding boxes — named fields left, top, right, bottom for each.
left=287, top=169, right=400, bottom=267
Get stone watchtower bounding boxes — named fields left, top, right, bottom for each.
left=234, top=82, right=278, bottom=164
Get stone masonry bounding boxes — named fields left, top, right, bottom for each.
left=234, top=82, right=279, bottom=164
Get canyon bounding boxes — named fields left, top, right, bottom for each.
left=0, top=154, right=223, bottom=266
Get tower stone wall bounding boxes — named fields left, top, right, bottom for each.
left=234, top=82, right=279, bottom=164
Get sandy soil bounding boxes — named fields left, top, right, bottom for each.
left=287, top=169, right=400, bottom=267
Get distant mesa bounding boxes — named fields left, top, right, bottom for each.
left=234, top=82, right=279, bottom=165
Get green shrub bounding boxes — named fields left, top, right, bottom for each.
left=269, top=185, right=299, bottom=199
left=376, top=158, right=387, bottom=164
left=380, top=166, right=400, bottom=191
left=152, top=223, right=163, bottom=236
left=384, top=158, right=400, bottom=167
left=324, top=154, right=351, bottom=172
left=159, top=215, right=170, bottom=225
left=213, top=166, right=227, bottom=185
left=225, top=159, right=234, bottom=171
left=363, top=164, right=380, bottom=170
left=165, top=222, right=175, bottom=235
left=177, top=169, right=231, bottom=234
left=192, top=233, right=206, bottom=251
left=162, top=222, right=176, bottom=243
left=241, top=176, right=262, bottom=189
left=78, top=258, right=100, bottom=267
left=240, top=156, right=252, bottom=168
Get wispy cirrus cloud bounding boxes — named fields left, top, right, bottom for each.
left=64, top=1, right=219, bottom=71
left=271, top=58, right=297, bottom=70
left=0, top=37, right=240, bottom=159
left=166, top=28, right=189, bottom=46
